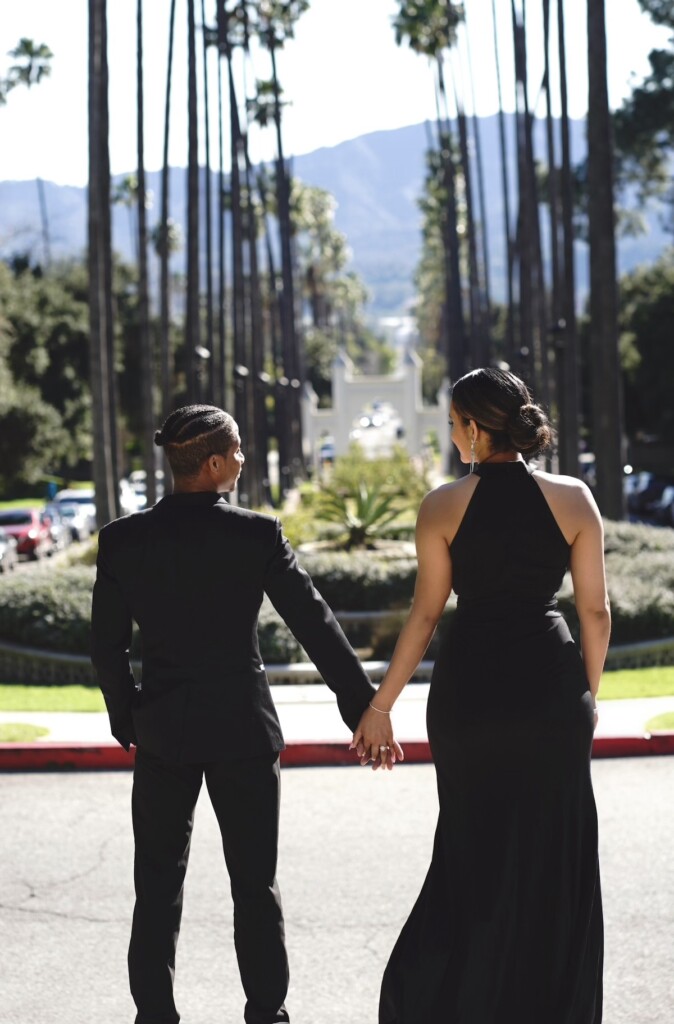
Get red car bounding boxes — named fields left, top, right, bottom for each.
left=0, top=507, right=54, bottom=560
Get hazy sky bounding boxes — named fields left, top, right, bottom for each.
left=0, top=0, right=670, bottom=187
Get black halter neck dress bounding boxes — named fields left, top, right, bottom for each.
left=379, top=460, right=603, bottom=1024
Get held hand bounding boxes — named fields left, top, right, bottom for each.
left=350, top=706, right=405, bottom=771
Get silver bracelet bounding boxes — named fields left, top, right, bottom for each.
left=369, top=701, right=391, bottom=715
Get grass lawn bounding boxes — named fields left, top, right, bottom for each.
left=598, top=666, right=674, bottom=700
left=0, top=497, right=47, bottom=510
left=0, top=684, right=105, bottom=712
left=1, top=665, right=674, bottom=712
left=645, top=712, right=674, bottom=732
left=0, top=722, right=50, bottom=741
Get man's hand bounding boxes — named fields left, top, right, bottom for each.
left=350, top=706, right=404, bottom=771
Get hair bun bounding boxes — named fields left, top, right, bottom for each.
left=153, top=429, right=165, bottom=447
left=507, top=402, right=552, bottom=456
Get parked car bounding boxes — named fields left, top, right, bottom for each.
left=0, top=508, right=54, bottom=560
left=651, top=485, right=674, bottom=528
left=0, top=527, right=18, bottom=572
left=57, top=502, right=94, bottom=542
left=126, top=469, right=165, bottom=509
left=54, top=489, right=97, bottom=534
left=42, top=504, right=72, bottom=552
left=626, top=473, right=674, bottom=521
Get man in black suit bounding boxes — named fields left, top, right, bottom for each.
left=91, top=405, right=394, bottom=1024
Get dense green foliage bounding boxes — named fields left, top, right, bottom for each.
left=613, top=0, right=674, bottom=213
left=0, top=519, right=673, bottom=674
left=618, top=253, right=674, bottom=442
left=0, top=567, right=303, bottom=664
left=0, top=256, right=154, bottom=493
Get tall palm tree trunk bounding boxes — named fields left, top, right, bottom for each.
left=269, top=42, right=304, bottom=479
left=201, top=0, right=214, bottom=403
left=243, top=149, right=270, bottom=506
left=159, top=0, right=177, bottom=430
left=465, top=27, right=493, bottom=359
left=587, top=0, right=624, bottom=516
left=216, top=47, right=228, bottom=411
left=88, top=0, right=120, bottom=525
left=491, top=0, right=516, bottom=361
left=36, top=177, right=51, bottom=269
left=225, top=50, right=250, bottom=460
left=541, top=0, right=561, bottom=460
left=557, top=0, right=580, bottom=477
left=186, top=0, right=200, bottom=401
left=259, top=167, right=290, bottom=499
left=512, top=0, right=549, bottom=411
left=136, top=0, right=156, bottom=506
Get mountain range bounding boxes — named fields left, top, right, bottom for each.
left=0, top=115, right=670, bottom=318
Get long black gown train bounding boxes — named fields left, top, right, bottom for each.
left=380, top=461, right=603, bottom=1024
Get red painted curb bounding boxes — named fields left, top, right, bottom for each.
left=1, top=733, right=674, bottom=771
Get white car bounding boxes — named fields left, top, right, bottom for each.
left=54, top=489, right=97, bottom=535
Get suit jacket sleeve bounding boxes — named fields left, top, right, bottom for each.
left=263, top=519, right=376, bottom=732
left=90, top=527, right=138, bottom=750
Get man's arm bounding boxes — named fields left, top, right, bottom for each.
left=90, top=527, right=138, bottom=750
left=263, top=520, right=376, bottom=731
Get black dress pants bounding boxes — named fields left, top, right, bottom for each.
left=128, top=747, right=290, bottom=1024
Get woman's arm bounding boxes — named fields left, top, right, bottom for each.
left=568, top=486, right=611, bottom=705
left=351, top=492, right=453, bottom=767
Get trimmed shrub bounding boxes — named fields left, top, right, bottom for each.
left=0, top=517, right=673, bottom=673
left=300, top=551, right=418, bottom=610
left=0, top=568, right=304, bottom=665
left=0, top=568, right=93, bottom=654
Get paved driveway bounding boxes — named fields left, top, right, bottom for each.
left=1, top=758, right=673, bottom=1023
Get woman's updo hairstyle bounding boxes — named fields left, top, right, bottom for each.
left=451, top=368, right=553, bottom=459
left=154, top=404, right=238, bottom=478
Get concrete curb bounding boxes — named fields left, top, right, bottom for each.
left=1, top=734, right=674, bottom=771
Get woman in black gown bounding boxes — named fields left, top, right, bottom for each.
left=353, top=368, right=609, bottom=1024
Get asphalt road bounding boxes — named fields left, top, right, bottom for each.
left=1, top=758, right=673, bottom=1024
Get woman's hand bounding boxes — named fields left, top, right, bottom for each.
left=350, top=706, right=405, bottom=771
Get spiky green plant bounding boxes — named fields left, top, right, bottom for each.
left=317, top=482, right=404, bottom=550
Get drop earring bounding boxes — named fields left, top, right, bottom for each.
left=470, top=436, right=476, bottom=473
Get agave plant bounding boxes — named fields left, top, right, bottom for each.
left=318, top=482, right=403, bottom=550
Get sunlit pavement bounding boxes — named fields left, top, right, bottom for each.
left=1, top=759, right=673, bottom=1024
left=1, top=682, right=673, bottom=746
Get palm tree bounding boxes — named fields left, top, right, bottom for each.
left=393, top=1, right=467, bottom=388
left=201, top=0, right=215, bottom=404
left=158, top=0, right=177, bottom=428
left=136, top=0, right=156, bottom=506
left=186, top=0, right=200, bottom=402
left=510, top=0, right=550, bottom=410
left=3, top=39, right=54, bottom=269
left=587, top=0, right=624, bottom=517
left=88, top=0, right=120, bottom=525
left=489, top=0, right=515, bottom=360
left=257, top=1, right=309, bottom=481
left=556, top=0, right=580, bottom=477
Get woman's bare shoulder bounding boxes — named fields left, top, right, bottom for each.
left=532, top=469, right=600, bottom=524
left=418, top=475, right=478, bottom=537
left=422, top=475, right=478, bottom=508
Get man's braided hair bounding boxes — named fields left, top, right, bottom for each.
left=154, top=405, right=238, bottom=478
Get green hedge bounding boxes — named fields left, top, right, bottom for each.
left=0, top=568, right=303, bottom=666
left=0, top=519, right=673, bottom=672
left=300, top=551, right=417, bottom=610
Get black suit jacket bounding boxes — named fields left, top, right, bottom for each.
left=91, top=492, right=375, bottom=761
